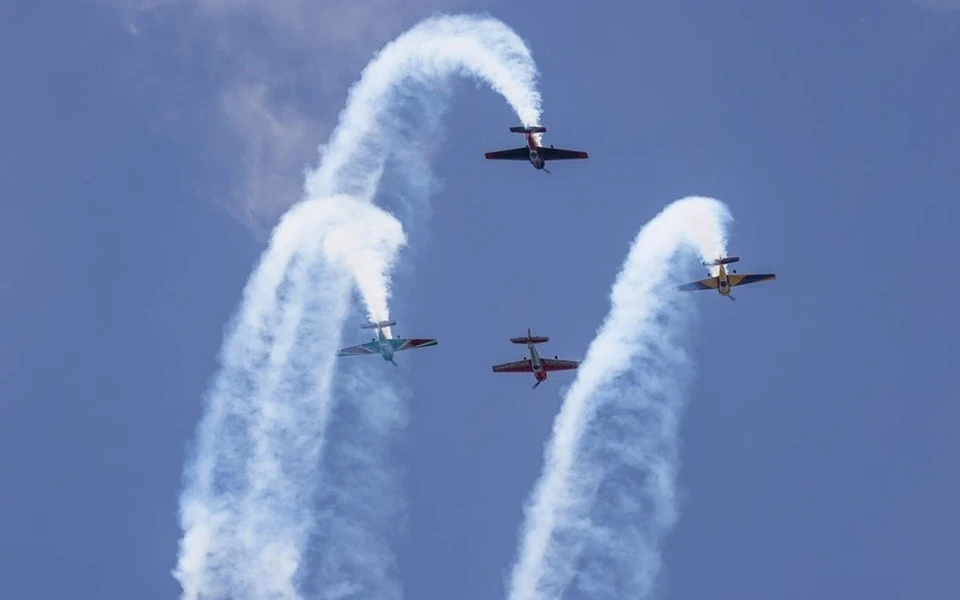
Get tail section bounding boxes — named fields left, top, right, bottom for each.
left=702, top=256, right=740, bottom=266
left=510, top=328, right=549, bottom=345
left=509, top=125, right=547, bottom=134
left=360, top=320, right=396, bottom=330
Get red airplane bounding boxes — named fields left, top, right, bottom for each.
left=484, top=126, right=588, bottom=173
left=491, top=329, right=580, bottom=389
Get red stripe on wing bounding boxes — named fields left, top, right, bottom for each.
left=541, top=358, right=580, bottom=372
left=396, top=338, right=438, bottom=351
left=492, top=359, right=533, bottom=373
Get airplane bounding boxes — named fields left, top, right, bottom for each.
left=491, top=328, right=580, bottom=389
left=676, top=256, right=776, bottom=301
left=484, top=126, right=588, bottom=173
left=336, top=320, right=437, bottom=365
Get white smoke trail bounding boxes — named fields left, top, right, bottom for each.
left=306, top=13, right=543, bottom=326
left=173, top=13, right=543, bottom=600
left=507, top=196, right=733, bottom=600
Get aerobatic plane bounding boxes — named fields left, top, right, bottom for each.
left=491, top=328, right=580, bottom=389
left=484, top=126, right=588, bottom=173
left=676, top=256, right=776, bottom=301
left=336, top=320, right=437, bottom=365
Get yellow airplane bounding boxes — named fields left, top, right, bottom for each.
left=676, top=256, right=776, bottom=301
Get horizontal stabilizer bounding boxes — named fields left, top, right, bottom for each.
left=360, top=320, right=396, bottom=329
left=510, top=335, right=549, bottom=344
left=702, top=256, right=740, bottom=266
left=509, top=125, right=547, bottom=134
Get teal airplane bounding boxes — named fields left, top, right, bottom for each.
left=336, top=320, right=438, bottom=365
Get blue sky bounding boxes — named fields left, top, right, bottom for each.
left=2, top=0, right=959, bottom=598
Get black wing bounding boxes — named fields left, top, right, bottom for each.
left=484, top=147, right=530, bottom=161
left=539, top=147, right=589, bottom=161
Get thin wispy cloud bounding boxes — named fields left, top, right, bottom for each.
left=103, top=0, right=483, bottom=233
left=909, top=0, right=960, bottom=12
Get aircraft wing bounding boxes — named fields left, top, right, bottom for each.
left=484, top=147, right=530, bottom=161
left=539, top=147, right=589, bottom=160
left=540, top=358, right=580, bottom=371
left=676, top=277, right=719, bottom=291
left=492, top=359, right=533, bottom=373
left=727, top=273, right=776, bottom=287
left=390, top=337, right=438, bottom=352
left=337, top=341, right=379, bottom=356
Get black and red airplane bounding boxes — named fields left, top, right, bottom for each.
left=484, top=126, right=588, bottom=173
left=491, top=329, right=580, bottom=389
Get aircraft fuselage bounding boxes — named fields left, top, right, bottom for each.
left=372, top=328, right=396, bottom=363
left=525, top=134, right=546, bottom=169
left=526, top=339, right=548, bottom=382
left=716, top=264, right=732, bottom=296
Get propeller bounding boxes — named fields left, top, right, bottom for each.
left=532, top=380, right=542, bottom=389
left=727, top=294, right=737, bottom=302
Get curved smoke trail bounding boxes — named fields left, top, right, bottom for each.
left=308, top=14, right=543, bottom=324
left=173, top=14, right=543, bottom=600
left=507, top=197, right=733, bottom=600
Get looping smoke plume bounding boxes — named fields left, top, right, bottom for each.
left=507, top=196, right=733, bottom=600
left=173, top=13, right=543, bottom=600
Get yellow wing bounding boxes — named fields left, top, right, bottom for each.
left=727, top=273, right=776, bottom=287
left=676, top=277, right=719, bottom=291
